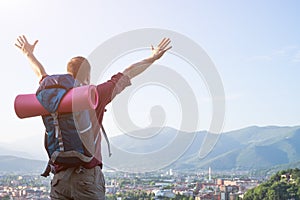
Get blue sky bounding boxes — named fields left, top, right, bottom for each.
left=0, top=0, right=299, bottom=159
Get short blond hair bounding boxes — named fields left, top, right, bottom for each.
left=67, top=56, right=91, bottom=83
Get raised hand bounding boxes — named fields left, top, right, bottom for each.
left=14, top=35, right=47, bottom=79
left=15, top=35, right=38, bottom=56
left=150, top=38, right=172, bottom=61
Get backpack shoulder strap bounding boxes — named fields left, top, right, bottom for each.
left=101, top=124, right=112, bottom=157
left=51, top=112, right=64, bottom=152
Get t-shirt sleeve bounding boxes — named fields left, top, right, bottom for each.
left=96, top=72, right=131, bottom=107
left=39, top=75, right=49, bottom=84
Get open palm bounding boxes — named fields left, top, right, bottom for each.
left=15, top=35, right=38, bottom=55
left=151, top=38, right=172, bottom=60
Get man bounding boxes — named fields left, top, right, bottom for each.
left=15, top=35, right=171, bottom=200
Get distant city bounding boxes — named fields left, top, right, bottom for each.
left=0, top=167, right=265, bottom=200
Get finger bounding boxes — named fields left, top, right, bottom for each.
left=33, top=40, right=39, bottom=47
left=151, top=45, right=154, bottom=51
left=164, top=44, right=171, bottom=51
left=159, top=38, right=171, bottom=50
left=15, top=43, right=22, bottom=49
left=159, top=38, right=170, bottom=49
left=17, top=38, right=23, bottom=46
left=157, top=38, right=167, bottom=47
left=22, top=35, right=28, bottom=43
left=161, top=39, right=171, bottom=50
left=19, top=36, right=25, bottom=44
left=165, top=46, right=172, bottom=51
left=160, top=46, right=172, bottom=55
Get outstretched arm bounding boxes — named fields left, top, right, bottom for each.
left=15, top=35, right=48, bottom=81
left=122, top=38, right=172, bottom=80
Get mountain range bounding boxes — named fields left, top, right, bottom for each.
left=0, top=155, right=46, bottom=173
left=174, top=125, right=300, bottom=171
left=1, top=125, right=300, bottom=173
left=107, top=125, right=300, bottom=172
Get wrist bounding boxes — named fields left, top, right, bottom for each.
left=25, top=51, right=34, bottom=57
left=146, top=56, right=156, bottom=63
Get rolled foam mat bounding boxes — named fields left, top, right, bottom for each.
left=14, top=85, right=98, bottom=119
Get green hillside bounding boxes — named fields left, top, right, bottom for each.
left=243, top=168, right=300, bottom=200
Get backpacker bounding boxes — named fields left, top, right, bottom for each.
left=36, top=74, right=96, bottom=175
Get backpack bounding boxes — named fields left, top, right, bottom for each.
left=36, top=74, right=97, bottom=174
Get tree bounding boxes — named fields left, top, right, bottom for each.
left=244, top=168, right=300, bottom=200
left=1, top=195, right=10, bottom=200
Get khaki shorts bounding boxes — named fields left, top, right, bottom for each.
left=50, top=166, right=105, bottom=200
